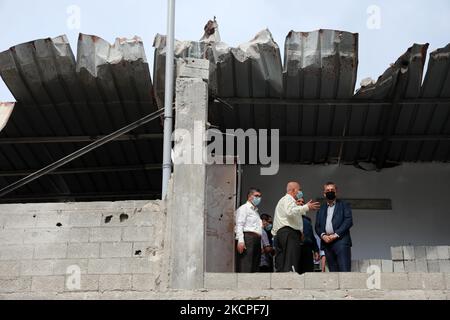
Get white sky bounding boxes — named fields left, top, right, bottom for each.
left=1, top=0, right=450, bottom=101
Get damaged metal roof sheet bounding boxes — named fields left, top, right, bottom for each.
left=154, top=23, right=448, bottom=166
left=0, top=34, right=162, bottom=203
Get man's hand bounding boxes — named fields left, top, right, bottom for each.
left=314, top=252, right=320, bottom=262
left=306, top=199, right=321, bottom=211
left=322, top=234, right=331, bottom=243
left=237, top=242, right=246, bottom=254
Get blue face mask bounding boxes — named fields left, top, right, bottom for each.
left=296, top=191, right=304, bottom=200
left=252, top=196, right=261, bottom=207
left=265, top=223, right=273, bottom=232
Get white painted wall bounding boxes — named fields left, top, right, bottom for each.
left=240, top=163, right=450, bottom=260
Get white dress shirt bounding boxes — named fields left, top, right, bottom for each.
left=235, top=201, right=262, bottom=243
left=272, top=194, right=309, bottom=236
left=321, top=201, right=339, bottom=238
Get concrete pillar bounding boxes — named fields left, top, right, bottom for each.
left=168, top=59, right=209, bottom=289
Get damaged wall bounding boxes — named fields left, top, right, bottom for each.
left=0, top=200, right=167, bottom=295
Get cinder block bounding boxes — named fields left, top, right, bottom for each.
left=404, top=260, right=416, bottom=272
left=359, top=260, right=370, bottom=273
left=237, top=273, right=270, bottom=290
left=132, top=242, right=158, bottom=257
left=351, top=260, right=359, bottom=272
left=369, top=259, right=382, bottom=269
left=407, top=273, right=423, bottom=290
left=304, top=273, right=339, bottom=289
left=270, top=272, right=304, bottom=289
left=414, top=246, right=427, bottom=259
left=381, top=260, right=393, bottom=273
left=2, top=214, right=36, bottom=228
left=35, top=213, right=70, bottom=228
left=132, top=274, right=159, bottom=291
left=437, top=246, right=450, bottom=260
left=420, top=273, right=446, bottom=290
left=177, top=58, right=210, bottom=81
left=0, top=261, right=21, bottom=277
left=426, top=246, right=439, bottom=260
left=204, top=273, right=237, bottom=289
left=0, top=276, right=32, bottom=293
left=438, top=260, right=450, bottom=273
left=23, top=229, right=70, bottom=244
left=122, top=227, right=154, bottom=242
left=415, top=259, right=428, bottom=272
left=31, top=276, right=65, bottom=292
left=339, top=273, right=369, bottom=289
left=64, top=274, right=99, bottom=292
left=90, top=227, right=122, bottom=242
left=99, top=274, right=132, bottom=291
left=402, top=246, right=415, bottom=260
left=67, top=243, right=100, bottom=259
left=21, top=260, right=54, bottom=276
left=0, top=229, right=24, bottom=244
left=53, top=259, right=88, bottom=275
left=120, top=258, right=158, bottom=274
left=380, top=273, right=408, bottom=290
left=446, top=273, right=450, bottom=290
left=34, top=243, right=67, bottom=259
left=100, top=242, right=132, bottom=258
left=69, top=212, right=102, bottom=227
left=68, top=228, right=90, bottom=243
left=0, top=245, right=34, bottom=260
left=87, top=258, right=121, bottom=274
left=427, top=260, right=440, bottom=273
left=393, top=261, right=405, bottom=273
left=391, top=246, right=403, bottom=261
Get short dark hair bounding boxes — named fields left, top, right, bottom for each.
left=247, top=187, right=261, bottom=198
left=260, top=214, right=272, bottom=221
left=324, top=181, right=337, bottom=189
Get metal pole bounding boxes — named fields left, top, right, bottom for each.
left=161, top=0, right=176, bottom=199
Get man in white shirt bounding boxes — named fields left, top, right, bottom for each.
left=235, top=187, right=263, bottom=273
left=272, top=182, right=320, bottom=273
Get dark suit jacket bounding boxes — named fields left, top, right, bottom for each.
left=315, top=199, right=353, bottom=249
left=302, top=216, right=319, bottom=252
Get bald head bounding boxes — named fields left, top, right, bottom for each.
left=286, top=182, right=300, bottom=193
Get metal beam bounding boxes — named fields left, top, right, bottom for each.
left=0, top=164, right=162, bottom=177
left=0, top=108, right=166, bottom=198
left=0, top=133, right=164, bottom=144
left=217, top=97, right=450, bottom=106
left=0, top=191, right=161, bottom=203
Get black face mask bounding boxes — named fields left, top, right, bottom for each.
left=325, top=191, right=336, bottom=201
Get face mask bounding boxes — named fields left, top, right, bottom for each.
left=265, top=223, right=273, bottom=232
left=326, top=191, right=336, bottom=201
left=252, top=196, right=261, bottom=207
left=296, top=191, right=304, bottom=200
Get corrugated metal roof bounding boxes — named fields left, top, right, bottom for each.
left=0, top=34, right=162, bottom=203
left=154, top=26, right=449, bottom=167
left=0, top=23, right=448, bottom=202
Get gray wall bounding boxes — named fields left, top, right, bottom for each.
left=0, top=200, right=166, bottom=295
left=240, top=163, right=450, bottom=260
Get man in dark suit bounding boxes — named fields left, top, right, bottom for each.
left=315, top=182, right=353, bottom=272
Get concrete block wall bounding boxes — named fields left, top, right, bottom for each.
left=0, top=200, right=166, bottom=295
left=351, top=246, right=450, bottom=273
left=205, top=272, right=450, bottom=292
